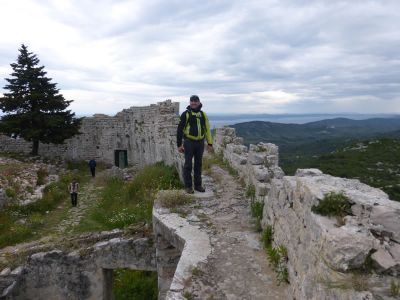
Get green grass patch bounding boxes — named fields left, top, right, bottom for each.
left=203, top=151, right=238, bottom=177
left=76, top=162, right=182, bottom=232
left=113, top=269, right=157, bottom=300
left=311, top=191, right=352, bottom=218
left=0, top=165, right=90, bottom=248
left=261, top=225, right=273, bottom=248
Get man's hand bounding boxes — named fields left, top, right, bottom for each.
left=207, top=144, right=214, bottom=153
left=178, top=146, right=185, bottom=153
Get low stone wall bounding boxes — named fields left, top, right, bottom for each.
left=152, top=190, right=213, bottom=300
left=214, top=127, right=400, bottom=299
left=1, top=234, right=156, bottom=300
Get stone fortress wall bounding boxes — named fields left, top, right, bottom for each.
left=2, top=100, right=400, bottom=299
left=214, top=127, right=400, bottom=300
left=0, top=100, right=182, bottom=172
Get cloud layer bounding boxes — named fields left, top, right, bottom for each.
left=1, top=0, right=399, bottom=115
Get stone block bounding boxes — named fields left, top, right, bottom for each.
left=256, top=182, right=268, bottom=196
left=265, top=155, right=278, bottom=167
left=248, top=151, right=265, bottom=165
left=295, top=169, right=323, bottom=177
left=371, top=248, right=398, bottom=274
left=322, top=225, right=376, bottom=272
left=370, top=205, right=400, bottom=243
left=252, top=166, right=270, bottom=182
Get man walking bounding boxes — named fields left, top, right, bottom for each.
left=177, top=95, right=213, bottom=194
left=88, top=159, right=96, bottom=178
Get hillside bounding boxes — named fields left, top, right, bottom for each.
left=283, top=138, right=400, bottom=201
left=232, top=117, right=400, bottom=168
left=232, top=117, right=400, bottom=145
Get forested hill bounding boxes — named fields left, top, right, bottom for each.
left=232, top=117, right=400, bottom=169
left=283, top=138, right=400, bottom=202
left=232, top=117, right=400, bottom=146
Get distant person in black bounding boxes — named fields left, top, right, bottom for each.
left=88, top=159, right=96, bottom=178
left=177, top=95, right=213, bottom=194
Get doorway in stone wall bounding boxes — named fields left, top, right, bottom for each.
left=114, top=150, right=128, bottom=168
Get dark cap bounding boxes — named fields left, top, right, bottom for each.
left=190, top=95, right=200, bottom=102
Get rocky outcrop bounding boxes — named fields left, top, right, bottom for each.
left=214, top=127, right=400, bottom=300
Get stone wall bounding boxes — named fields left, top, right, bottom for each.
left=214, top=127, right=400, bottom=300
left=1, top=235, right=156, bottom=300
left=0, top=100, right=182, bottom=172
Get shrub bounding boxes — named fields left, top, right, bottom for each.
left=113, top=269, right=157, bottom=300
left=36, top=168, right=48, bottom=186
left=311, top=191, right=352, bottom=218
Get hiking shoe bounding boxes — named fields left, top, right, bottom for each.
left=185, top=188, right=194, bottom=194
left=195, top=186, right=206, bottom=192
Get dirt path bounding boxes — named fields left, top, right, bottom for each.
left=187, top=166, right=287, bottom=299
left=55, top=179, right=102, bottom=235
left=0, top=177, right=102, bottom=268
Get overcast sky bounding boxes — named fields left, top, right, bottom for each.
left=0, top=0, right=399, bottom=115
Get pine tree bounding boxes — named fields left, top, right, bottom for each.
left=0, top=44, right=81, bottom=155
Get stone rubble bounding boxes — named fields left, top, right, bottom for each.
left=0, top=156, right=61, bottom=208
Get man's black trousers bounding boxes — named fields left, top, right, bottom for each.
left=183, top=139, right=204, bottom=189
left=90, top=167, right=96, bottom=177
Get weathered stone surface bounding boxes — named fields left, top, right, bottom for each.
left=248, top=151, right=265, bottom=165
left=372, top=248, right=396, bottom=272
left=252, top=165, right=270, bottom=182
left=370, top=205, right=400, bottom=243
left=322, top=225, right=376, bottom=271
left=153, top=190, right=212, bottom=300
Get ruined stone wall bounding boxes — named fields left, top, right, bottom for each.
left=1, top=236, right=156, bottom=300
left=0, top=100, right=182, bottom=172
left=214, top=127, right=400, bottom=300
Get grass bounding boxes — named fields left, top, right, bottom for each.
left=0, top=160, right=95, bottom=248
left=112, top=269, right=157, bottom=300
left=260, top=225, right=289, bottom=285
left=261, top=225, right=273, bottom=248
left=390, top=280, right=400, bottom=297
left=75, top=162, right=182, bottom=232
left=159, top=191, right=192, bottom=208
left=246, top=183, right=256, bottom=201
left=311, top=191, right=352, bottom=219
left=0, top=174, right=88, bottom=247
left=203, top=151, right=238, bottom=177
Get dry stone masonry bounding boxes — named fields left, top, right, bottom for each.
left=0, top=231, right=156, bottom=300
left=214, top=127, right=400, bottom=299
